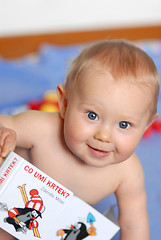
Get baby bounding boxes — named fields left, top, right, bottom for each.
left=0, top=39, right=160, bottom=240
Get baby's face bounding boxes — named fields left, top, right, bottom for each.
left=62, top=70, right=155, bottom=167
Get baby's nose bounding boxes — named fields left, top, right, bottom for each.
left=94, top=126, right=112, bottom=143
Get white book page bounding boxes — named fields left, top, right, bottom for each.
left=0, top=152, right=73, bottom=240
left=46, top=196, right=119, bottom=240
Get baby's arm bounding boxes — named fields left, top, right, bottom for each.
left=115, top=154, right=149, bottom=240
left=0, top=111, right=43, bottom=159
left=0, top=229, right=14, bottom=240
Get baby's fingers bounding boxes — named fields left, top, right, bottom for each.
left=1, top=137, right=16, bottom=157
left=0, top=156, right=3, bottom=166
left=0, top=129, right=16, bottom=157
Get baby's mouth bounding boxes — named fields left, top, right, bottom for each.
left=87, top=145, right=111, bottom=158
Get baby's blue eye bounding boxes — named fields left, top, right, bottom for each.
left=87, top=112, right=98, bottom=120
left=119, top=121, right=130, bottom=129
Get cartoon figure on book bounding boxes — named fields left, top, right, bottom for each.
left=0, top=39, right=160, bottom=240
left=56, top=212, right=96, bottom=240
left=0, top=185, right=45, bottom=238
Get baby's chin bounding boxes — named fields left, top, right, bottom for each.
left=76, top=155, right=115, bottom=168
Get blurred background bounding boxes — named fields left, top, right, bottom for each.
left=0, top=0, right=161, bottom=37
left=0, top=1, right=161, bottom=239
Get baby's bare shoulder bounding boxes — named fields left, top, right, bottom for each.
left=16, top=110, right=59, bottom=123
left=16, top=110, right=61, bottom=131
left=115, top=153, right=145, bottom=196
left=32, top=111, right=62, bottom=138
left=14, top=110, right=62, bottom=144
left=119, top=153, right=143, bottom=173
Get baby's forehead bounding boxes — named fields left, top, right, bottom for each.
left=77, top=70, right=155, bottom=104
left=76, top=66, right=149, bottom=89
left=76, top=69, right=150, bottom=96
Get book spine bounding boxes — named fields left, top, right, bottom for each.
left=0, top=151, right=24, bottom=195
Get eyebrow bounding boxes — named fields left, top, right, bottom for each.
left=79, top=102, right=102, bottom=110
left=118, top=114, right=141, bottom=123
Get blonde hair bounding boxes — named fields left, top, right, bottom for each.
left=64, top=39, right=160, bottom=114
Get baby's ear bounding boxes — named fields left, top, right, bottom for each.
left=57, top=84, right=67, bottom=119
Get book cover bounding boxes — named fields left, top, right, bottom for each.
left=0, top=152, right=119, bottom=240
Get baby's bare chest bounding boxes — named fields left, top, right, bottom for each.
left=31, top=149, right=119, bottom=205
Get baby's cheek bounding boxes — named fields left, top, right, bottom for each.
left=115, top=141, right=136, bottom=161
left=64, top=128, right=78, bottom=149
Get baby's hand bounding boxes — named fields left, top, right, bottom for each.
left=0, top=127, right=16, bottom=160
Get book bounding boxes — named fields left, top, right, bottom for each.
left=0, top=151, right=119, bottom=240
